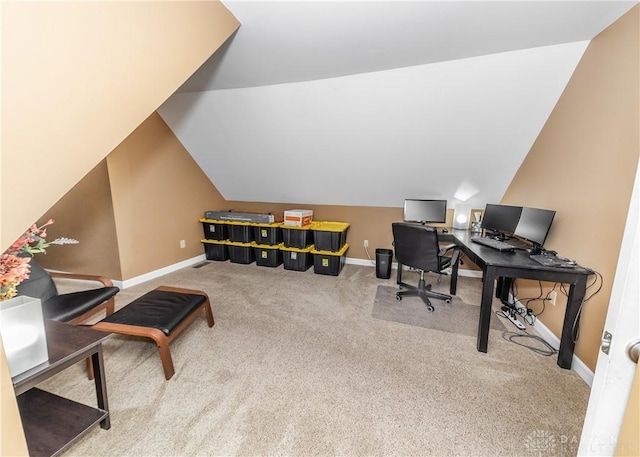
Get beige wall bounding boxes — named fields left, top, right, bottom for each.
left=1, top=1, right=240, bottom=449
left=107, top=113, right=227, bottom=280
left=36, top=162, right=122, bottom=279
left=1, top=0, right=240, bottom=248
left=36, top=113, right=228, bottom=281
left=502, top=6, right=639, bottom=370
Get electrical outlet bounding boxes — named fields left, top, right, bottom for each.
left=549, top=290, right=557, bottom=306
left=364, top=239, right=369, bottom=249
left=179, top=240, right=186, bottom=249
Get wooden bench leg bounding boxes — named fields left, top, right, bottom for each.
left=157, top=340, right=175, bottom=380
left=204, top=299, right=214, bottom=328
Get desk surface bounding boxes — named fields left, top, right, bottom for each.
left=450, top=229, right=592, bottom=276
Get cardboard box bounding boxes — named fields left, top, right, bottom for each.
left=284, top=209, right=313, bottom=227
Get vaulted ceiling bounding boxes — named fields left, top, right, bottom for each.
left=158, top=1, right=637, bottom=209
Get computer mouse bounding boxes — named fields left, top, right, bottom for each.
left=442, top=228, right=448, bottom=233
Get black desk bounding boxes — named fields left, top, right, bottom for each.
left=441, top=229, right=592, bottom=369
left=12, top=320, right=111, bottom=457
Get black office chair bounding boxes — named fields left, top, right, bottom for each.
left=392, top=222, right=459, bottom=311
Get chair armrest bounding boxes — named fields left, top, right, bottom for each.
left=438, top=243, right=458, bottom=257
left=48, top=270, right=114, bottom=287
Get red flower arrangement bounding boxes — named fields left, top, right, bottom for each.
left=0, top=220, right=78, bottom=300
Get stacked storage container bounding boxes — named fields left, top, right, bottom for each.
left=200, top=219, right=229, bottom=261
left=252, top=223, right=283, bottom=267
left=309, top=221, right=350, bottom=276
left=200, top=216, right=349, bottom=275
left=226, top=221, right=255, bottom=264
left=280, top=224, right=314, bottom=272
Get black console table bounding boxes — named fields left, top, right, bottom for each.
left=438, top=229, right=592, bottom=369
left=12, top=320, right=111, bottom=457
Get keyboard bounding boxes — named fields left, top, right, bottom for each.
left=470, top=236, right=516, bottom=252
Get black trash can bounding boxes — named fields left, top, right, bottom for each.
left=375, top=248, right=393, bottom=279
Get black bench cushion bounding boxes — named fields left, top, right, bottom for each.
left=100, top=289, right=206, bottom=336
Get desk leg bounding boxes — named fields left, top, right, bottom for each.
left=477, top=267, right=496, bottom=353
left=91, top=347, right=110, bottom=429
left=450, top=251, right=459, bottom=295
left=557, top=276, right=588, bottom=369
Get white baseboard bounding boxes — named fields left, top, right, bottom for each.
left=345, top=257, right=483, bottom=278
left=114, top=254, right=206, bottom=290
left=508, top=292, right=594, bottom=386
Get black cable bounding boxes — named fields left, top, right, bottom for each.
left=502, top=331, right=558, bottom=356
left=572, top=269, right=603, bottom=342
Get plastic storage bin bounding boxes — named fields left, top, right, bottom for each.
left=227, top=241, right=255, bottom=264
left=201, top=239, right=229, bottom=261
left=281, top=224, right=314, bottom=249
left=200, top=218, right=228, bottom=241
left=280, top=245, right=314, bottom=272
left=253, top=223, right=282, bottom=246
left=310, top=243, right=349, bottom=276
left=311, top=221, right=350, bottom=252
left=227, top=221, right=254, bottom=243
left=253, top=243, right=283, bottom=267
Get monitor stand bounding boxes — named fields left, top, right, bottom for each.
left=528, top=244, right=544, bottom=256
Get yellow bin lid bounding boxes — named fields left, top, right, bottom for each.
left=253, top=222, right=281, bottom=228
left=280, top=244, right=313, bottom=253
left=201, top=238, right=227, bottom=245
left=279, top=222, right=313, bottom=230
left=200, top=218, right=228, bottom=224
left=310, top=221, right=350, bottom=232
left=226, top=240, right=253, bottom=247
left=310, top=243, right=349, bottom=256
left=252, top=242, right=284, bottom=250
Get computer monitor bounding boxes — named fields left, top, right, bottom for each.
left=513, top=207, right=556, bottom=248
left=403, top=199, right=447, bottom=224
left=481, top=204, right=523, bottom=238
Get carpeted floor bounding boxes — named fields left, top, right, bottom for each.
left=372, top=284, right=507, bottom=337
left=42, top=262, right=590, bottom=456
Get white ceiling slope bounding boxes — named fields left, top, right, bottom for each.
left=178, top=1, right=636, bottom=92
left=160, top=1, right=637, bottom=210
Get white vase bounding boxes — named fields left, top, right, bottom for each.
left=0, top=295, right=49, bottom=377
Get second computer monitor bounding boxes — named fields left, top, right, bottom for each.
left=513, top=207, right=556, bottom=247
left=403, top=199, right=447, bottom=224
left=481, top=204, right=522, bottom=237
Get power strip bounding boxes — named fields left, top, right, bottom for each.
left=501, top=309, right=526, bottom=330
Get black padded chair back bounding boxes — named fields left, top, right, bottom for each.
left=392, top=222, right=441, bottom=272
left=15, top=259, right=59, bottom=302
